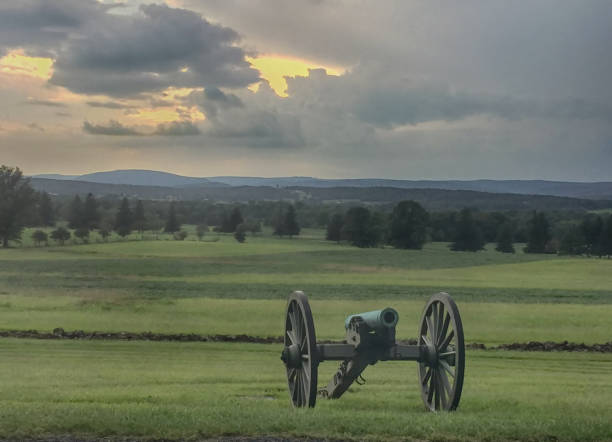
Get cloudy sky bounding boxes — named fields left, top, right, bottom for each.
left=1, top=0, right=611, bottom=180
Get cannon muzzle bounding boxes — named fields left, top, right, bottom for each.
left=345, top=307, right=399, bottom=330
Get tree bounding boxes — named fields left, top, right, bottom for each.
left=388, top=200, right=429, bottom=249
left=196, top=223, right=208, bottom=240
left=0, top=166, right=37, bottom=248
left=50, top=227, right=71, bottom=245
left=282, top=205, right=300, bottom=238
left=234, top=223, right=247, bottom=243
left=82, top=193, right=100, bottom=230
left=133, top=200, right=146, bottom=236
left=74, top=227, right=90, bottom=243
left=31, top=230, right=48, bottom=247
left=173, top=230, right=188, bottom=240
left=450, top=208, right=485, bottom=252
left=341, top=207, right=382, bottom=248
left=581, top=214, right=603, bottom=256
left=38, top=192, right=55, bottom=226
left=524, top=211, right=551, bottom=254
left=164, top=202, right=180, bottom=233
left=228, top=207, right=244, bottom=233
left=599, top=214, right=612, bottom=258
left=68, top=195, right=84, bottom=229
left=114, top=197, right=132, bottom=237
left=559, top=225, right=586, bottom=255
left=495, top=221, right=515, bottom=253
left=326, top=213, right=344, bottom=242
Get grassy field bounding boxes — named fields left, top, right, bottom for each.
left=0, top=339, right=610, bottom=441
left=0, top=229, right=611, bottom=440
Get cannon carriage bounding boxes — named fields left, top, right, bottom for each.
left=280, top=291, right=465, bottom=411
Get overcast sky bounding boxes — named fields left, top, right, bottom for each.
left=1, top=0, right=611, bottom=180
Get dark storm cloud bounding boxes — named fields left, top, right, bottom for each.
left=48, top=4, right=260, bottom=96
left=191, top=87, right=243, bottom=118
left=0, top=0, right=110, bottom=56
left=154, top=121, right=201, bottom=136
left=208, top=109, right=305, bottom=148
left=83, top=120, right=141, bottom=136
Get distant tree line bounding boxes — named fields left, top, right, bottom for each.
left=2, top=163, right=611, bottom=255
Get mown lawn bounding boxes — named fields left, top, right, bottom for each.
left=0, top=339, right=610, bottom=441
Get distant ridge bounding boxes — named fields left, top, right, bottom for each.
left=31, top=169, right=612, bottom=200
left=30, top=178, right=612, bottom=211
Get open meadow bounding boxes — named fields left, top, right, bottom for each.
left=1, top=229, right=611, bottom=440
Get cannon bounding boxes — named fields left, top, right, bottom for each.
left=280, top=291, right=465, bottom=411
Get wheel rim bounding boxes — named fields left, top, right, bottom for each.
left=417, top=292, right=465, bottom=411
left=282, top=291, right=318, bottom=408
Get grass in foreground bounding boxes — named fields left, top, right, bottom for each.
left=0, top=339, right=610, bottom=441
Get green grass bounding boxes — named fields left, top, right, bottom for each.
left=1, top=231, right=611, bottom=440
left=0, top=339, right=610, bottom=441
left=1, top=295, right=610, bottom=345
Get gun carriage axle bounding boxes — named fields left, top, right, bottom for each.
left=281, top=291, right=465, bottom=411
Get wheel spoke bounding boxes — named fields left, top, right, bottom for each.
left=439, top=350, right=456, bottom=359
left=288, top=368, right=297, bottom=382
left=438, top=371, right=448, bottom=409
left=289, top=307, right=298, bottom=339
left=439, top=366, right=453, bottom=398
left=440, top=330, right=455, bottom=352
left=301, top=367, right=309, bottom=399
left=436, top=303, right=445, bottom=346
left=437, top=313, right=451, bottom=347
left=421, top=366, right=432, bottom=385
left=286, top=330, right=297, bottom=345
left=425, top=314, right=435, bottom=344
left=427, top=368, right=435, bottom=404
left=422, top=334, right=433, bottom=347
left=440, top=359, right=455, bottom=378
left=434, top=369, right=440, bottom=410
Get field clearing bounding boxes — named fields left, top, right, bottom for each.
left=0, top=339, right=610, bottom=441
left=0, top=295, right=611, bottom=345
left=1, top=231, right=611, bottom=440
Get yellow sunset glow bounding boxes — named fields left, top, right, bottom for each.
left=0, top=50, right=54, bottom=80
left=125, top=106, right=205, bottom=125
left=247, top=55, right=344, bottom=97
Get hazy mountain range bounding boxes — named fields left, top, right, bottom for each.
left=32, top=169, right=612, bottom=200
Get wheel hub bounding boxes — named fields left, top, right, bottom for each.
left=424, top=343, right=439, bottom=367
left=281, top=343, right=302, bottom=369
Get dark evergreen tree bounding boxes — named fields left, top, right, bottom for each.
left=282, top=205, right=300, bottom=238
left=31, top=230, right=48, bottom=247
left=559, top=225, right=586, bottom=255
left=326, top=213, right=344, bottom=242
left=228, top=207, right=244, bottom=233
left=164, top=202, right=180, bottom=233
left=133, top=200, right=146, bottom=235
left=68, top=195, right=84, bottom=229
left=82, top=193, right=100, bottom=230
left=581, top=214, right=603, bottom=256
left=74, top=227, right=90, bottom=243
left=196, top=223, right=208, bottom=240
left=450, top=208, right=485, bottom=252
left=495, top=221, right=515, bottom=253
left=599, top=214, right=612, bottom=258
left=524, top=211, right=551, bottom=253
left=388, top=200, right=429, bottom=249
left=50, top=227, right=71, bottom=245
left=114, top=197, right=133, bottom=237
left=0, top=166, right=36, bottom=247
left=38, top=191, right=55, bottom=226
left=234, top=223, right=247, bottom=243
left=341, top=207, right=382, bottom=248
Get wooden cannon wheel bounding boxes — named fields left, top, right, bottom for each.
left=417, top=292, right=465, bottom=411
left=281, top=291, right=319, bottom=407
